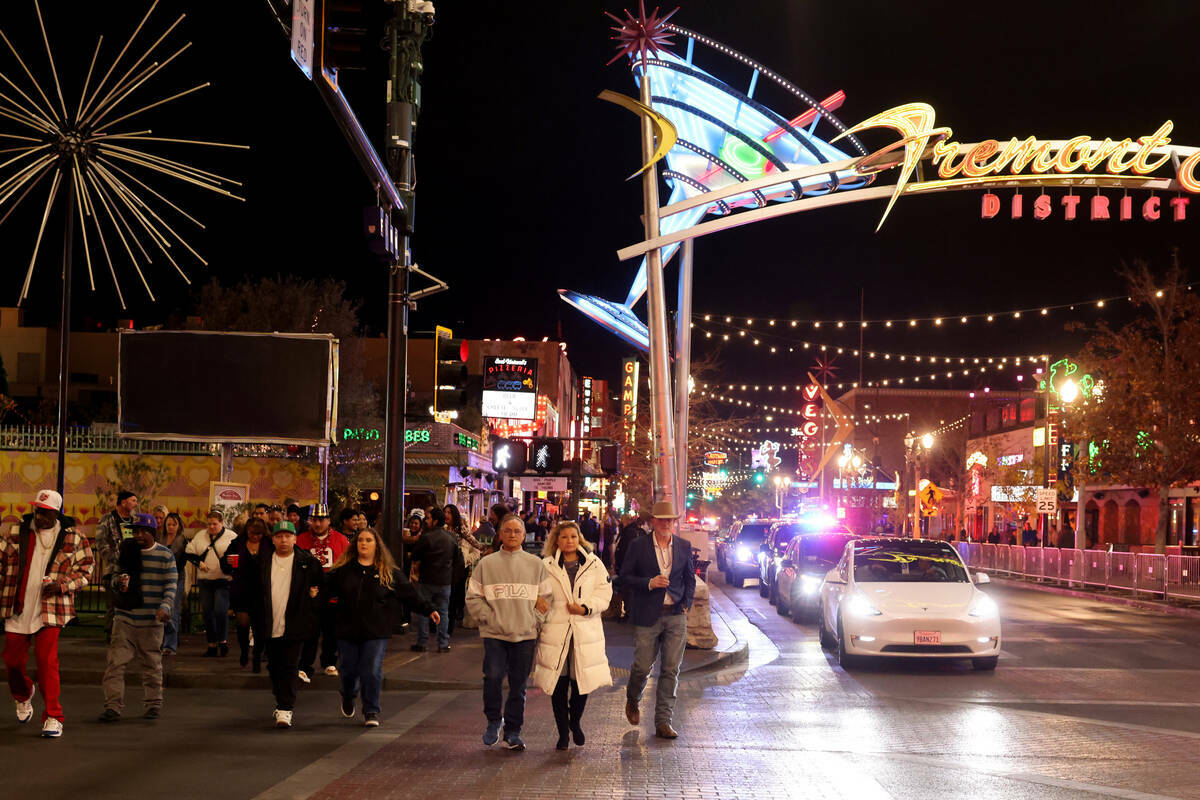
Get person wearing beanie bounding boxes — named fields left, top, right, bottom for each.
left=99, top=514, right=176, bottom=723
left=1, top=489, right=95, bottom=738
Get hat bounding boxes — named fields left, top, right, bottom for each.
left=116, top=490, right=136, bottom=504
left=33, top=489, right=63, bottom=512
left=132, top=513, right=158, bottom=530
left=272, top=520, right=296, bottom=535
left=650, top=501, right=679, bottom=519
left=310, top=503, right=330, bottom=519
left=408, top=508, right=426, bottom=521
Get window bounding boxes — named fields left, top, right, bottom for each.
left=1001, top=402, right=1018, bottom=426
left=1019, top=397, right=1036, bottom=423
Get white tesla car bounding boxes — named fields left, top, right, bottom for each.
left=818, top=538, right=1001, bottom=671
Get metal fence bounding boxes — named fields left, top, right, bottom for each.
left=955, top=542, right=1198, bottom=602
left=0, top=425, right=312, bottom=458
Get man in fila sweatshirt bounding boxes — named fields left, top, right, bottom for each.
left=465, top=513, right=551, bottom=752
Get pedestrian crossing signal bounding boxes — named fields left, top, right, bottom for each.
left=492, top=438, right=526, bottom=474
left=530, top=437, right=564, bottom=474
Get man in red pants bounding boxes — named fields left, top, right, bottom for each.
left=1, top=489, right=95, bottom=738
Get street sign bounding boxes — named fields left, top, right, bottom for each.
left=290, top=0, right=315, bottom=79
left=1036, top=487, right=1058, bottom=514
left=482, top=356, right=538, bottom=420
left=521, top=476, right=568, bottom=492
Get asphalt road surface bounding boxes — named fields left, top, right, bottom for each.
left=5, top=573, right=1200, bottom=800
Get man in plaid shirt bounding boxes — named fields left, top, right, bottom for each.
left=1, top=489, right=95, bottom=738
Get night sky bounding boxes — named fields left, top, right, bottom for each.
left=3, top=1, right=1199, bottom=394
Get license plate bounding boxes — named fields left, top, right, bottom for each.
left=914, top=630, right=941, bottom=645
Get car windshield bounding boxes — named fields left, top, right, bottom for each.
left=735, top=523, right=771, bottom=546
left=852, top=541, right=969, bottom=583
left=799, top=533, right=856, bottom=567
left=772, top=523, right=804, bottom=547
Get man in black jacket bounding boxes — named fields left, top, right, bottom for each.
left=258, top=521, right=323, bottom=729
left=409, top=506, right=461, bottom=653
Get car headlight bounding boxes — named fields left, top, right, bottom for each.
left=845, top=593, right=882, bottom=617
left=736, top=545, right=753, bottom=562
left=800, top=574, right=822, bottom=595
left=968, top=593, right=998, bottom=618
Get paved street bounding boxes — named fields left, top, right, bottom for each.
left=5, top=573, right=1200, bottom=800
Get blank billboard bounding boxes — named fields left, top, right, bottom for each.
left=119, top=331, right=338, bottom=445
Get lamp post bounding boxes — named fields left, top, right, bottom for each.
left=904, top=433, right=934, bottom=538
left=773, top=474, right=792, bottom=516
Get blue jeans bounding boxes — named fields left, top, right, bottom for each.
left=627, top=611, right=687, bottom=727
left=198, top=581, right=230, bottom=645
left=482, top=638, right=536, bottom=732
left=162, top=583, right=183, bottom=652
left=338, top=638, right=388, bottom=715
left=416, top=584, right=451, bottom=648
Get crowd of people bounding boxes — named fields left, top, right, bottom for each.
left=1, top=487, right=696, bottom=750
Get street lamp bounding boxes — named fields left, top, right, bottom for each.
left=904, top=433, right=934, bottom=538
left=921, top=432, right=934, bottom=450
left=772, top=474, right=792, bottom=515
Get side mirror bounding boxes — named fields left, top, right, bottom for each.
left=824, top=567, right=844, bottom=585
left=973, top=572, right=991, bottom=584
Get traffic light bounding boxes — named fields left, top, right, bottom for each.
left=319, top=1, right=369, bottom=72
left=530, top=438, right=564, bottom=474
left=754, top=471, right=765, bottom=485
left=434, top=326, right=469, bottom=414
left=599, top=443, right=621, bottom=474
left=492, top=438, right=526, bottom=474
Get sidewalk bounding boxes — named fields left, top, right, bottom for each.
left=52, top=582, right=750, bottom=690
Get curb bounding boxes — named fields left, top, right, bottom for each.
left=994, top=577, right=1200, bottom=620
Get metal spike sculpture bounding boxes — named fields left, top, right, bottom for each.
left=0, top=0, right=246, bottom=309
left=0, top=0, right=244, bottom=495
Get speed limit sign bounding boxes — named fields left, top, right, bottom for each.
left=1036, top=488, right=1057, bottom=514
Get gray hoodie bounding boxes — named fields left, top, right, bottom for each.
left=466, top=547, right=551, bottom=642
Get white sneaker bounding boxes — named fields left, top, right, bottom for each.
left=297, top=670, right=311, bottom=684
left=273, top=709, right=293, bottom=728
left=41, top=718, right=62, bottom=738
left=323, top=666, right=339, bottom=677
left=15, top=684, right=34, bottom=723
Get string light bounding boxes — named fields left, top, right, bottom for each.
left=690, top=285, right=1194, bottom=329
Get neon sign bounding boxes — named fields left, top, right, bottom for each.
left=840, top=103, right=1200, bottom=229
left=621, top=357, right=640, bottom=445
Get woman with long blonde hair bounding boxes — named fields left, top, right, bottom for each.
left=531, top=520, right=613, bottom=749
left=327, top=528, right=438, bottom=726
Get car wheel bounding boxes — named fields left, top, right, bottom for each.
left=972, top=656, right=999, bottom=671
left=817, top=609, right=833, bottom=649
left=792, top=600, right=810, bottom=625
left=836, top=617, right=859, bottom=669
left=758, top=577, right=769, bottom=598
left=775, top=586, right=788, bottom=616
left=716, top=554, right=726, bottom=572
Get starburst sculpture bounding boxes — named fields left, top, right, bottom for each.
left=605, top=1, right=679, bottom=67
left=813, top=355, right=839, bottom=385
left=0, top=0, right=245, bottom=309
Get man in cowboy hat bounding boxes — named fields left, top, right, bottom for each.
left=1, top=489, right=95, bottom=738
left=617, top=501, right=695, bottom=740
left=296, top=504, right=348, bottom=679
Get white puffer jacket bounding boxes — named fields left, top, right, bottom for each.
left=532, top=550, right=613, bottom=696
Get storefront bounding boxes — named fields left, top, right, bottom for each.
left=403, top=422, right=500, bottom=529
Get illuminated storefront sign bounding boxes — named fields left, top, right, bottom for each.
left=482, top=356, right=538, bottom=420
left=704, top=450, right=728, bottom=467
left=621, top=357, right=640, bottom=445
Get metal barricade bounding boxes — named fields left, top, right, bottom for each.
left=981, top=543, right=996, bottom=572
left=1010, top=545, right=1025, bottom=576
left=1134, top=553, right=1167, bottom=596
left=1081, top=549, right=1108, bottom=587
left=967, top=543, right=982, bottom=568
left=1107, top=551, right=1136, bottom=591
left=1024, top=546, right=1044, bottom=579
left=993, top=544, right=1011, bottom=575
left=1042, top=548, right=1061, bottom=583
left=1060, top=548, right=1084, bottom=586
left=955, top=542, right=970, bottom=565
left=1166, top=556, right=1200, bottom=600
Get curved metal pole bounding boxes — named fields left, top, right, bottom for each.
left=637, top=68, right=677, bottom=506
left=55, top=169, right=74, bottom=496
left=674, top=238, right=693, bottom=513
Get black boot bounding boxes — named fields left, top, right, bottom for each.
left=237, top=624, right=251, bottom=667
left=568, top=684, right=587, bottom=746
left=551, top=678, right=571, bottom=750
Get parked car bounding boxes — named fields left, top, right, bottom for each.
left=760, top=517, right=854, bottom=601
left=774, top=530, right=859, bottom=621
left=721, top=519, right=776, bottom=588
left=818, top=538, right=1001, bottom=671
left=714, top=523, right=736, bottom=573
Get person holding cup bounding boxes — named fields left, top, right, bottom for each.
left=228, top=517, right=272, bottom=671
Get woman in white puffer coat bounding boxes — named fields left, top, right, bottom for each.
left=532, top=521, right=613, bottom=750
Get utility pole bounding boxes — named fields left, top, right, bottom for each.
left=381, top=1, right=435, bottom=560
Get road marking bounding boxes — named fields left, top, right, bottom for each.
left=1001, top=637, right=1184, bottom=644
left=960, top=699, right=1200, bottom=707
left=253, top=691, right=466, bottom=800
left=882, top=752, right=1183, bottom=800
